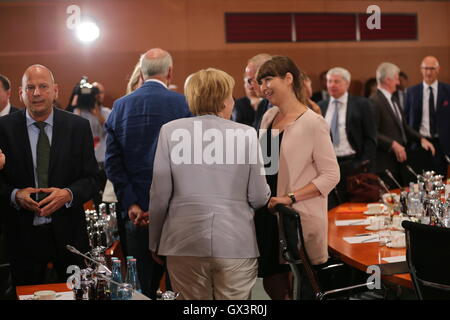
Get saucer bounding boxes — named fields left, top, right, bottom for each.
left=365, top=225, right=382, bottom=231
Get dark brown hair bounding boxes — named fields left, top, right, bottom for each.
left=256, top=56, right=305, bottom=103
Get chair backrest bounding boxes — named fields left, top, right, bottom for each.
left=275, top=204, right=322, bottom=298
left=402, top=220, right=450, bottom=300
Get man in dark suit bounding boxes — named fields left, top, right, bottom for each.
left=311, top=70, right=329, bottom=103
left=405, top=56, right=450, bottom=176
left=370, top=63, right=435, bottom=189
left=319, top=67, right=377, bottom=208
left=244, top=53, right=272, bottom=130
left=105, top=48, right=191, bottom=299
left=0, top=74, right=19, bottom=116
left=0, top=65, right=99, bottom=286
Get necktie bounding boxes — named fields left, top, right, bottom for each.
left=330, top=100, right=340, bottom=146
left=429, top=86, right=436, bottom=137
left=391, top=96, right=407, bottom=145
left=34, top=121, right=50, bottom=201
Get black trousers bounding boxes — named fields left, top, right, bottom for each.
left=10, top=223, right=85, bottom=286
left=408, top=138, right=448, bottom=177
left=328, top=156, right=359, bottom=210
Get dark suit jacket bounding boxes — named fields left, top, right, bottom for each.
left=0, top=108, right=98, bottom=263
left=232, top=96, right=255, bottom=127
left=319, top=95, right=377, bottom=172
left=370, top=89, right=421, bottom=174
left=404, top=82, right=450, bottom=156
left=105, top=81, right=191, bottom=215
left=9, top=105, right=19, bottom=114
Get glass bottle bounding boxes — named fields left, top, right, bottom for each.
left=111, top=259, right=122, bottom=300
left=125, top=258, right=141, bottom=293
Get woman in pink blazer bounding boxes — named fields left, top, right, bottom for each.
left=255, top=56, right=340, bottom=299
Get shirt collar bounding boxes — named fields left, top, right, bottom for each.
left=26, top=108, right=54, bottom=128
left=378, top=87, right=393, bottom=101
left=145, top=78, right=168, bottom=89
left=0, top=102, right=11, bottom=117
left=330, top=92, right=348, bottom=106
left=423, top=80, right=438, bottom=91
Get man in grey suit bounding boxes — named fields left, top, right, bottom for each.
left=370, top=62, right=434, bottom=188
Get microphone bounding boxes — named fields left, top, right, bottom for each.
left=66, top=245, right=112, bottom=275
left=385, top=169, right=403, bottom=190
left=445, top=155, right=450, bottom=164
left=377, top=177, right=391, bottom=193
left=406, top=165, right=418, bottom=178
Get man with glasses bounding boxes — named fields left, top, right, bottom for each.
left=244, top=53, right=272, bottom=130
left=405, top=56, right=450, bottom=176
left=0, top=65, right=98, bottom=286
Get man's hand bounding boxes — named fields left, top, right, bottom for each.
left=38, top=188, right=72, bottom=217
left=90, top=105, right=105, bottom=126
left=15, top=188, right=41, bottom=213
left=0, top=149, right=5, bottom=170
left=391, top=141, right=407, bottom=162
left=421, top=138, right=436, bottom=156
left=128, top=204, right=149, bottom=226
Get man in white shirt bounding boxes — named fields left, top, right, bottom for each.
left=405, top=56, right=450, bottom=176
left=318, top=67, right=377, bottom=208
left=370, top=62, right=434, bottom=188
left=0, top=75, right=18, bottom=117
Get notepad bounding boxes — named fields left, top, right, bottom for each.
left=381, top=256, right=406, bottom=263
left=343, top=234, right=380, bottom=244
left=335, top=219, right=370, bottom=226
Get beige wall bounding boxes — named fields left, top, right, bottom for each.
left=0, top=0, right=449, bottom=108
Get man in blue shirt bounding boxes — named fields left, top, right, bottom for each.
left=105, top=48, right=190, bottom=299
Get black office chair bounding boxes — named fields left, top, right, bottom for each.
left=402, top=220, right=450, bottom=300
left=275, top=204, right=374, bottom=300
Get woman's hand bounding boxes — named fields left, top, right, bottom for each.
left=268, top=196, right=292, bottom=213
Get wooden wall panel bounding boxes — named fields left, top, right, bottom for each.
left=0, top=0, right=449, bottom=108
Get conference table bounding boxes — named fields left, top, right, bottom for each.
left=328, top=202, right=413, bottom=289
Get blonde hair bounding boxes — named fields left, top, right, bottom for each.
left=185, top=68, right=235, bottom=116
left=126, top=62, right=142, bottom=94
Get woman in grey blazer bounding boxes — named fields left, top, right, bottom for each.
left=149, top=68, right=270, bottom=300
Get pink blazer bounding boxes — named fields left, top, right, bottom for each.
left=260, top=108, right=340, bottom=265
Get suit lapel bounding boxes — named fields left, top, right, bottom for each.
left=16, top=110, right=35, bottom=184
left=345, top=95, right=354, bottom=141
left=377, top=91, right=398, bottom=125
left=49, top=108, right=65, bottom=179
left=437, top=82, right=446, bottom=110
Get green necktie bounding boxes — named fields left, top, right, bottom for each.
left=34, top=121, right=50, bottom=201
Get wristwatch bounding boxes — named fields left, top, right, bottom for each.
left=287, top=192, right=297, bottom=204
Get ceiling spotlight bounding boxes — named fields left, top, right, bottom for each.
left=75, top=21, right=100, bottom=42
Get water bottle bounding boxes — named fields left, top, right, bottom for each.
left=125, top=258, right=141, bottom=293
left=111, top=260, right=122, bottom=300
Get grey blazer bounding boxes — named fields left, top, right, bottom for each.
left=149, top=115, right=270, bottom=258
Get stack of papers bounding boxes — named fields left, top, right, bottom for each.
left=19, top=291, right=74, bottom=300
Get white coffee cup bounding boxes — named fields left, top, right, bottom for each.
left=390, top=232, right=406, bottom=248
left=34, top=290, right=56, bottom=300
left=367, top=203, right=386, bottom=214
left=369, top=216, right=385, bottom=229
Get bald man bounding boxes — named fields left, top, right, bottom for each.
left=105, top=48, right=190, bottom=299
left=243, top=53, right=272, bottom=130
left=405, top=56, right=450, bottom=176
left=0, top=65, right=98, bottom=286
